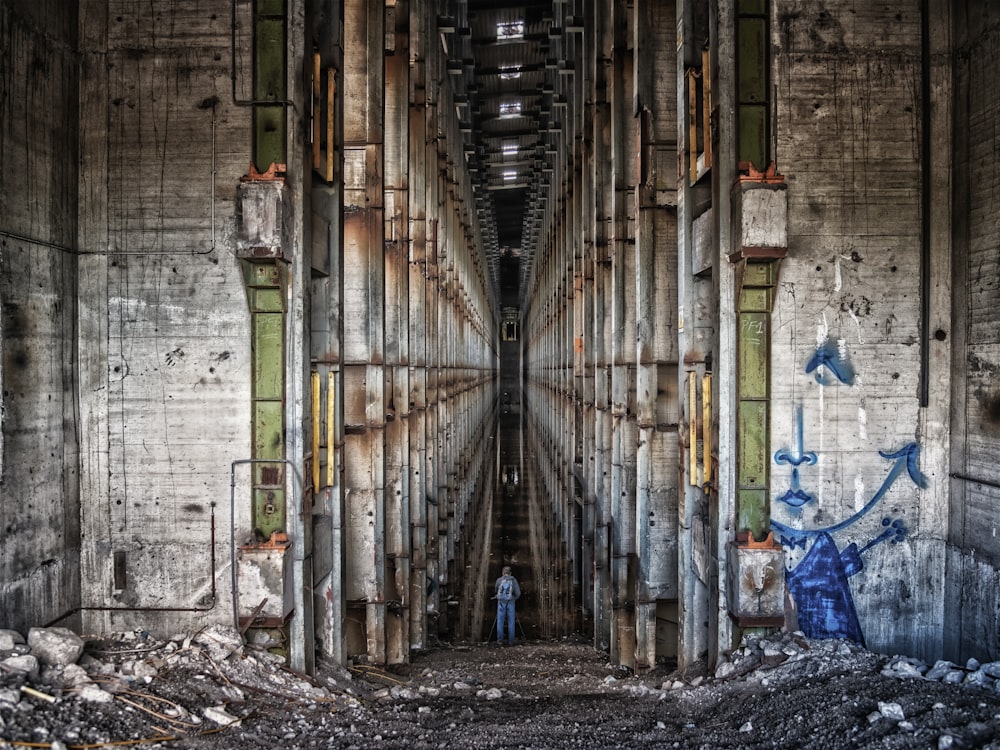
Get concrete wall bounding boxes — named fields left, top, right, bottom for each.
left=769, top=0, right=945, bottom=659
left=946, top=2, right=1000, bottom=661
left=74, top=0, right=254, bottom=634
left=0, top=0, right=82, bottom=632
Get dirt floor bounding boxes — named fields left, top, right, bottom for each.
left=3, top=626, right=1000, bottom=749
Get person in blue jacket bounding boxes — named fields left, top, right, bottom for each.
left=494, top=566, right=521, bottom=645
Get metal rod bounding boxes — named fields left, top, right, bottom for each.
left=951, top=472, right=1000, bottom=491
left=45, top=504, right=219, bottom=627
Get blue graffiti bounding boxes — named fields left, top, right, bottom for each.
left=774, top=404, right=817, bottom=507
left=805, top=338, right=856, bottom=385
left=784, top=532, right=865, bottom=643
left=773, top=442, right=926, bottom=644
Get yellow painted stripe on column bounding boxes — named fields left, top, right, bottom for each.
left=689, top=371, right=697, bottom=486
left=311, top=371, right=320, bottom=492
left=702, top=373, right=712, bottom=493
left=326, top=371, right=335, bottom=488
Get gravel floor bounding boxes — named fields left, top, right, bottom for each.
left=2, top=627, right=1000, bottom=749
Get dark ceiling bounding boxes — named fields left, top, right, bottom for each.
left=438, top=1, right=579, bottom=305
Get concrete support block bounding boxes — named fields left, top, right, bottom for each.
left=731, top=180, right=787, bottom=255
left=238, top=537, right=294, bottom=626
left=727, top=533, right=785, bottom=627
left=235, top=180, right=289, bottom=260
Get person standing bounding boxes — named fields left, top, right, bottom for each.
left=494, top=566, right=522, bottom=645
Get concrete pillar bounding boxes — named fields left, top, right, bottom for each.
left=633, top=0, right=680, bottom=673
left=384, top=0, right=411, bottom=665
left=342, top=0, right=387, bottom=664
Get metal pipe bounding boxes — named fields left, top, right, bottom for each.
left=918, top=0, right=931, bottom=407
left=951, top=472, right=1000, bottom=491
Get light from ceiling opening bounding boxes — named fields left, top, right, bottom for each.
left=499, top=101, right=522, bottom=118
left=497, top=21, right=524, bottom=41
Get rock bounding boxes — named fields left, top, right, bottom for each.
left=714, top=661, right=738, bottom=680
left=982, top=661, right=1000, bottom=679
left=27, top=628, right=84, bottom=667
left=964, top=669, right=990, bottom=688
left=966, top=658, right=981, bottom=671
left=938, top=735, right=955, bottom=749
left=390, top=686, right=419, bottom=700
left=203, top=705, right=240, bottom=726
left=925, top=660, right=957, bottom=681
left=878, top=701, right=906, bottom=721
left=883, top=660, right=924, bottom=679
left=2, top=653, right=39, bottom=677
left=193, top=626, right=243, bottom=663
left=0, top=630, right=24, bottom=651
left=60, top=664, right=93, bottom=689
left=739, top=721, right=753, bottom=732
left=75, top=684, right=113, bottom=704
left=477, top=687, right=503, bottom=700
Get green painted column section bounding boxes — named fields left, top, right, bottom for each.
left=246, top=262, right=287, bottom=538
left=736, top=0, right=769, bottom=171
left=736, top=261, right=775, bottom=541
left=254, top=0, right=287, bottom=172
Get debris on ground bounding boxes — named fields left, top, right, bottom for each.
left=2, top=626, right=1000, bottom=748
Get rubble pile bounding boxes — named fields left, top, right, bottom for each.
left=1, top=626, right=1000, bottom=749
left=0, top=625, right=361, bottom=749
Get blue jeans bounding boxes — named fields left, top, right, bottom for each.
left=497, top=599, right=516, bottom=643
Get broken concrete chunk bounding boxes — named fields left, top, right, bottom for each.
left=27, top=627, right=84, bottom=667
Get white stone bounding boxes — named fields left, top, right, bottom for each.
left=714, top=661, right=738, bottom=679
left=27, top=627, right=84, bottom=667
left=878, top=701, right=906, bottom=721
left=75, top=685, right=113, bottom=704
left=61, top=664, right=92, bottom=689
left=203, top=705, right=240, bottom=726
left=0, top=629, right=26, bottom=646
left=739, top=721, right=753, bottom=732
left=2, top=654, right=39, bottom=676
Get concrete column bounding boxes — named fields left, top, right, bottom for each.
left=591, top=0, right=615, bottom=655
left=633, top=0, right=680, bottom=674
left=342, top=0, right=387, bottom=664
left=384, top=0, right=411, bottom=665
left=609, top=0, right=637, bottom=670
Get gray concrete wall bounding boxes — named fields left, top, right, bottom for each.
left=0, top=0, right=82, bottom=632
left=770, top=0, right=946, bottom=659
left=946, top=2, right=1000, bottom=661
left=75, top=0, right=254, bottom=634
